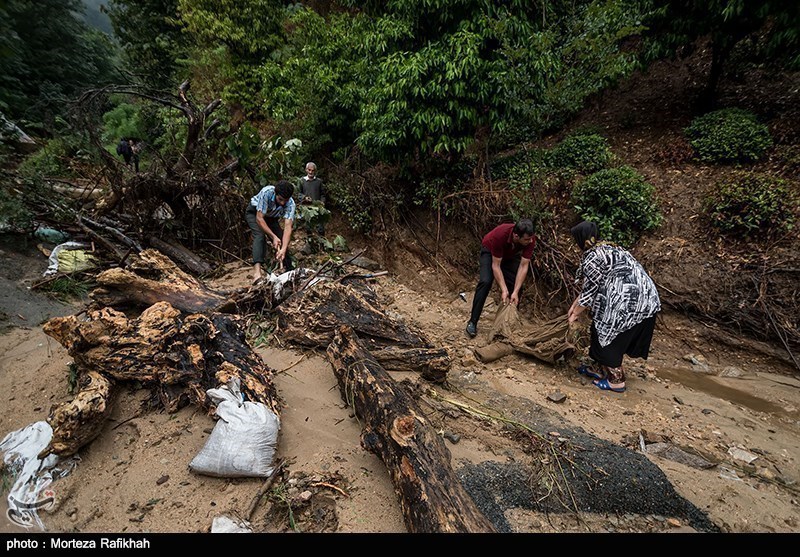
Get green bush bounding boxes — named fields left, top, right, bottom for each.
left=325, top=180, right=373, bottom=234
left=549, top=133, right=614, bottom=174
left=704, top=173, right=797, bottom=239
left=571, top=166, right=662, bottom=247
left=684, top=108, right=773, bottom=163
left=17, top=137, right=73, bottom=178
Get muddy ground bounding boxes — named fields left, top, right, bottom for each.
left=1, top=229, right=798, bottom=535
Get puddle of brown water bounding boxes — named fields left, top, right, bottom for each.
left=656, top=367, right=798, bottom=421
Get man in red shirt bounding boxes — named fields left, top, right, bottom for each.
left=466, top=219, right=536, bottom=338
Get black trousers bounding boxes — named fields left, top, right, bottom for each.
left=469, top=248, right=521, bottom=325
left=589, top=314, right=657, bottom=368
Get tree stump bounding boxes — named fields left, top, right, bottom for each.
left=42, top=301, right=280, bottom=456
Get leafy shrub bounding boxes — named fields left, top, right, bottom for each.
left=101, top=102, right=147, bottom=151
left=17, top=137, right=82, bottom=178
left=571, top=166, right=662, bottom=247
left=325, top=180, right=373, bottom=234
left=684, top=108, right=773, bottom=163
left=549, top=133, right=614, bottom=174
left=0, top=182, right=33, bottom=232
left=704, top=173, right=797, bottom=239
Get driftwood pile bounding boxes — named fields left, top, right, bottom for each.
left=34, top=246, right=494, bottom=532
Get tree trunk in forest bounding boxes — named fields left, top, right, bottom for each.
left=327, top=326, right=495, bottom=533
left=41, top=302, right=280, bottom=455
left=90, top=249, right=228, bottom=313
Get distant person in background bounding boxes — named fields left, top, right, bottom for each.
left=298, top=162, right=325, bottom=235
left=245, top=180, right=297, bottom=282
left=130, top=139, right=142, bottom=173
left=466, top=219, right=536, bottom=338
left=116, top=137, right=132, bottom=168
left=567, top=220, right=661, bottom=394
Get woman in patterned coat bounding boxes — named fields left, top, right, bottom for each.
left=567, top=221, right=661, bottom=393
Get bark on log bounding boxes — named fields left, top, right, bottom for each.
left=43, top=302, right=280, bottom=416
left=90, top=249, right=228, bottom=313
left=147, top=235, right=213, bottom=276
left=370, top=347, right=450, bottom=384
left=278, top=281, right=430, bottom=349
left=327, top=326, right=495, bottom=533
left=39, top=370, right=114, bottom=459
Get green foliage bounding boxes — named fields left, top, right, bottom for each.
left=571, top=166, right=662, bottom=247
left=549, top=133, right=614, bottom=173
left=178, top=0, right=285, bottom=113
left=258, top=7, right=372, bottom=155
left=642, top=1, right=800, bottom=102
left=684, top=108, right=773, bottom=163
left=107, top=0, right=189, bottom=89
left=704, top=173, right=797, bottom=239
left=41, top=276, right=92, bottom=302
left=325, top=180, right=373, bottom=234
left=0, top=0, right=117, bottom=125
left=0, top=183, right=34, bottom=232
left=344, top=0, right=640, bottom=159
left=295, top=201, right=331, bottom=233
left=17, top=135, right=91, bottom=178
left=226, top=123, right=303, bottom=185
left=101, top=102, right=147, bottom=148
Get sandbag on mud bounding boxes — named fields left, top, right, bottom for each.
left=189, top=378, right=280, bottom=478
left=480, top=305, right=584, bottom=364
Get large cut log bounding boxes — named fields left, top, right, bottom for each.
left=147, top=235, right=213, bottom=276
left=327, top=326, right=495, bottom=533
left=279, top=281, right=430, bottom=348
left=370, top=346, right=450, bottom=384
left=90, top=249, right=228, bottom=313
left=43, top=302, right=280, bottom=416
left=39, top=370, right=114, bottom=459
left=278, top=280, right=451, bottom=381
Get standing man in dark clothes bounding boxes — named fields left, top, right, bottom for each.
left=466, top=219, right=536, bottom=338
left=298, top=162, right=326, bottom=234
left=116, top=137, right=132, bottom=167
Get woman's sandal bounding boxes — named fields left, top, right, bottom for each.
left=593, top=378, right=626, bottom=393
left=577, top=364, right=605, bottom=381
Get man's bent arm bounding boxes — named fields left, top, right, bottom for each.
left=510, top=257, right=530, bottom=304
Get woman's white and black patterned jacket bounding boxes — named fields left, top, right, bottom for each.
left=576, top=243, right=661, bottom=347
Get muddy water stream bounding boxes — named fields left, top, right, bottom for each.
left=656, top=367, right=799, bottom=423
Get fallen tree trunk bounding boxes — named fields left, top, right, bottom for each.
left=327, top=325, right=495, bottom=533
left=370, top=346, right=450, bottom=384
left=42, top=301, right=280, bottom=455
left=279, top=281, right=431, bottom=349
left=90, top=249, right=228, bottom=313
left=39, top=370, right=114, bottom=459
left=147, top=235, right=213, bottom=276
left=277, top=280, right=451, bottom=382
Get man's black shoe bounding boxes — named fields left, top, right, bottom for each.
left=465, top=321, right=477, bottom=338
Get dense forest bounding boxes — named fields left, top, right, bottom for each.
left=1, top=0, right=798, bottom=349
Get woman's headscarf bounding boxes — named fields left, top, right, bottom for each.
left=570, top=221, right=599, bottom=251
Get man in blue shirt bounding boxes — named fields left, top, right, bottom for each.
left=245, top=180, right=296, bottom=282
